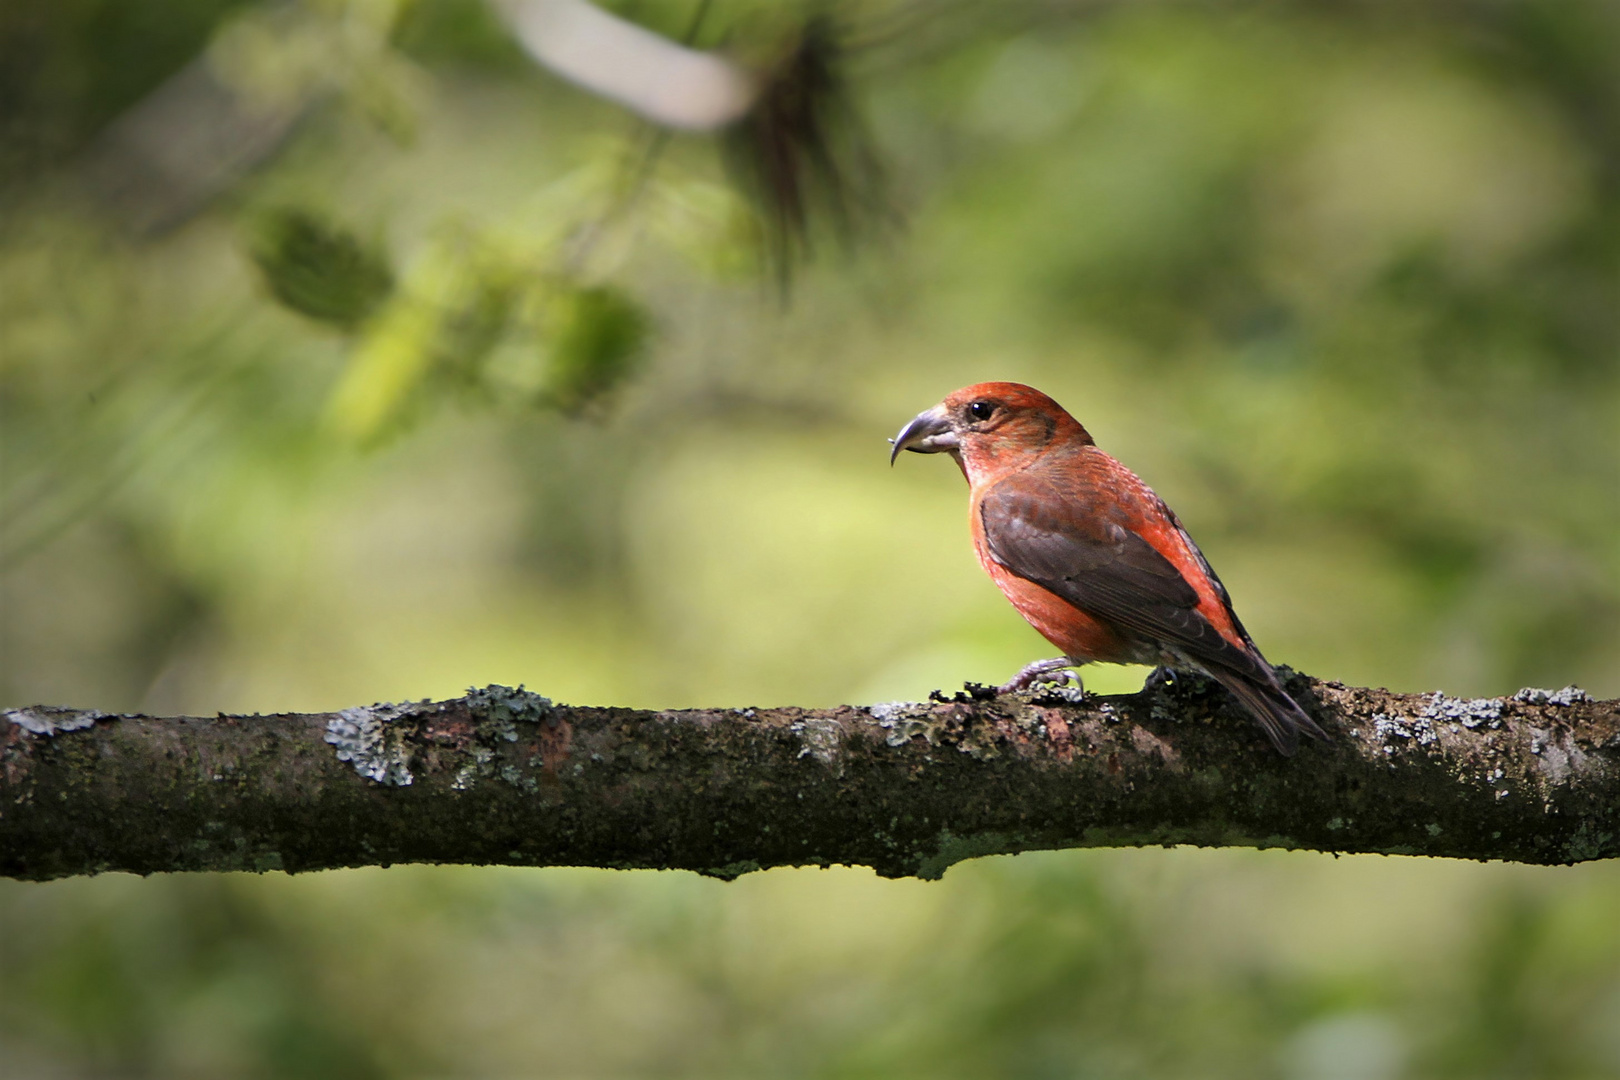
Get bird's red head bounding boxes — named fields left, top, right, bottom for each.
left=890, top=382, right=1093, bottom=483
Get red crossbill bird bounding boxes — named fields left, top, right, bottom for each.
left=890, top=382, right=1326, bottom=756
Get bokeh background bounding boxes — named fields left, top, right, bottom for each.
left=3, top=1, right=1619, bottom=1076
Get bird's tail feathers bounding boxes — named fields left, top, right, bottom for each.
left=1209, top=671, right=1328, bottom=757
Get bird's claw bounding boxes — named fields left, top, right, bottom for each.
left=999, top=658, right=1084, bottom=696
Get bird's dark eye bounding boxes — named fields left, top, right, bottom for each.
left=967, top=400, right=996, bottom=421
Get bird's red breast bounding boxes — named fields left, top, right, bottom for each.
left=966, top=443, right=1252, bottom=665
left=965, top=445, right=1248, bottom=665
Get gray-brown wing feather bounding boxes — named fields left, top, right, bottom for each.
left=979, top=480, right=1264, bottom=681
left=980, top=476, right=1327, bottom=755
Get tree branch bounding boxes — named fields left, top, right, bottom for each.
left=3, top=673, right=1616, bottom=882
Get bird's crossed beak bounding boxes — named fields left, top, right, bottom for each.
left=888, top=404, right=959, bottom=465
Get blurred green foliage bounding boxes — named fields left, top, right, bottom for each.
left=321, top=228, right=522, bottom=443
left=0, top=0, right=251, bottom=177
left=249, top=207, right=396, bottom=330
left=2, top=0, right=1618, bottom=1076
left=538, top=284, right=650, bottom=414
left=4, top=856, right=1618, bottom=1077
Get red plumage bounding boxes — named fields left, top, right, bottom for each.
left=891, top=381, right=1325, bottom=756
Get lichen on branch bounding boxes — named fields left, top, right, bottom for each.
left=2, top=673, right=1616, bottom=883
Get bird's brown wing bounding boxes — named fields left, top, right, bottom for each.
left=979, top=477, right=1266, bottom=682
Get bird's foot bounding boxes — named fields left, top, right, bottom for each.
left=999, top=658, right=1084, bottom=695
left=1144, top=665, right=1176, bottom=691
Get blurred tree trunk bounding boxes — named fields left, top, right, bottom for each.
left=3, top=675, right=1616, bottom=882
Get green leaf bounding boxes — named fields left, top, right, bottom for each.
left=540, top=285, right=650, bottom=415
left=248, top=208, right=394, bottom=330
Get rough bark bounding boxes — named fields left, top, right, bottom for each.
left=3, top=672, right=1616, bottom=882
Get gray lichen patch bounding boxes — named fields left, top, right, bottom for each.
left=1423, top=692, right=1503, bottom=729
left=5, top=707, right=108, bottom=737
left=325, top=702, right=417, bottom=785
left=447, top=684, right=552, bottom=792
left=1527, top=726, right=1590, bottom=786
left=867, top=701, right=919, bottom=724
left=792, top=717, right=845, bottom=765
left=1375, top=693, right=1508, bottom=751
left=1029, top=684, right=1088, bottom=705
left=451, top=743, right=539, bottom=794
left=1372, top=711, right=1438, bottom=750
left=868, top=701, right=946, bottom=748
left=867, top=702, right=942, bottom=749
left=1513, top=686, right=1591, bottom=706
left=466, top=684, right=553, bottom=733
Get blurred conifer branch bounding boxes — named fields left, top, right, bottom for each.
left=720, top=13, right=895, bottom=283
left=494, top=0, right=894, bottom=279
left=490, top=0, right=758, bottom=130
left=87, top=0, right=895, bottom=269
left=3, top=676, right=1616, bottom=882
left=92, top=0, right=896, bottom=443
